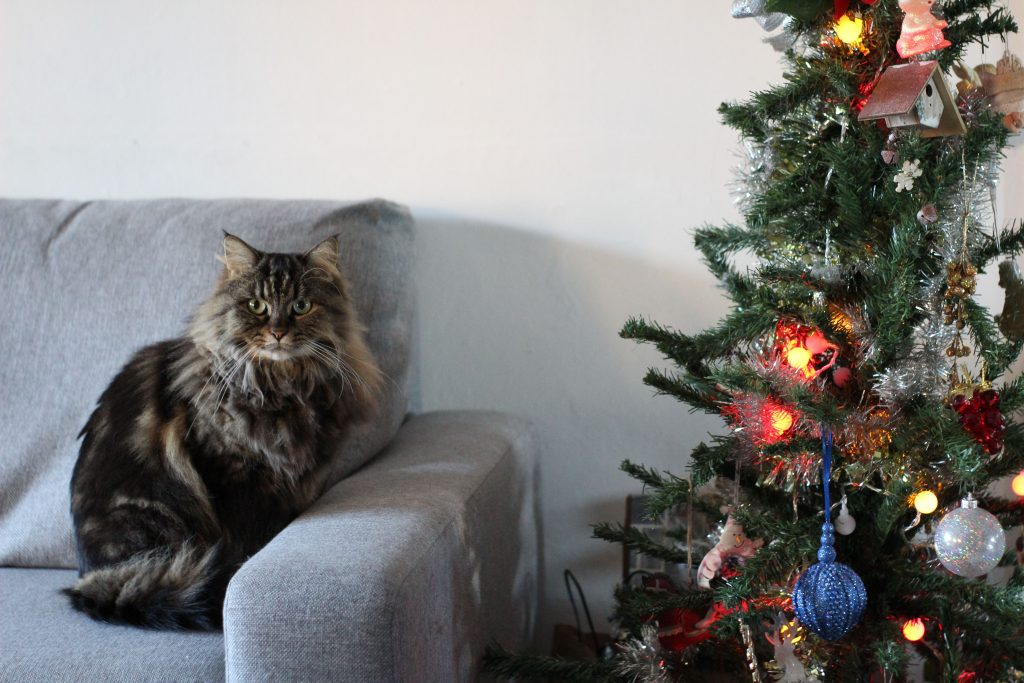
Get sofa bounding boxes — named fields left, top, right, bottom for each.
left=0, top=199, right=539, bottom=682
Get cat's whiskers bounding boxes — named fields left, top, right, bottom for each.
left=302, top=341, right=352, bottom=395
left=304, top=340, right=376, bottom=396
left=185, top=346, right=255, bottom=439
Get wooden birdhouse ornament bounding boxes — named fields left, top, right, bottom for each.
left=858, top=61, right=966, bottom=137
left=980, top=52, right=1024, bottom=114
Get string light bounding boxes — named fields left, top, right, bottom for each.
left=1012, top=471, right=1024, bottom=497
left=785, top=346, right=812, bottom=371
left=902, top=618, right=925, bottom=642
left=913, top=490, right=939, bottom=515
left=769, top=406, right=796, bottom=438
left=834, top=14, right=864, bottom=46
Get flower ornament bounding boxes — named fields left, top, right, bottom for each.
left=894, top=159, right=923, bottom=192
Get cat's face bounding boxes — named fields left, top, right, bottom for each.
left=199, top=234, right=353, bottom=365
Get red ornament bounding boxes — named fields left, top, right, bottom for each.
left=655, top=607, right=715, bottom=652
left=773, top=321, right=838, bottom=380
left=950, top=387, right=1006, bottom=455
left=957, top=672, right=977, bottom=683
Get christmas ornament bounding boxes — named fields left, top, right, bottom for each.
left=792, top=429, right=867, bottom=641
left=614, top=624, right=671, bottom=683
left=731, top=0, right=798, bottom=52
left=834, top=495, right=856, bottom=535
left=913, top=490, right=939, bottom=515
left=955, top=52, right=1024, bottom=136
left=1012, top=471, right=1024, bottom=497
left=949, top=372, right=1005, bottom=455
left=894, top=159, right=923, bottom=192
left=739, top=619, right=763, bottom=683
left=902, top=618, right=926, bottom=642
left=697, top=514, right=764, bottom=588
left=917, top=203, right=938, bottom=225
left=934, top=493, right=1006, bottom=578
left=773, top=321, right=838, bottom=380
left=655, top=607, right=714, bottom=652
left=944, top=259, right=977, bottom=357
left=895, top=0, right=951, bottom=59
left=997, top=259, right=1024, bottom=342
left=858, top=62, right=966, bottom=137
left=765, top=613, right=816, bottom=683
left=980, top=52, right=1024, bottom=116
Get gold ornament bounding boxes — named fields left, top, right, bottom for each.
left=944, top=259, right=977, bottom=357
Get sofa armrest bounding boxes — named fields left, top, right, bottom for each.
left=223, top=410, right=539, bottom=683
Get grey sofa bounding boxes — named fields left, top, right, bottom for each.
left=0, top=199, right=539, bottom=682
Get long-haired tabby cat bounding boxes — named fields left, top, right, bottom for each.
left=65, top=234, right=382, bottom=630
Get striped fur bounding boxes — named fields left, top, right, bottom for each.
left=68, top=235, right=382, bottom=630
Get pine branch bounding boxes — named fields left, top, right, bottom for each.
left=641, top=367, right=722, bottom=414
left=612, top=583, right=713, bottom=631
left=619, top=460, right=694, bottom=519
left=689, top=437, right=738, bottom=487
left=591, top=523, right=689, bottom=564
left=483, top=645, right=618, bottom=682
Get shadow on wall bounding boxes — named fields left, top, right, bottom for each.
left=411, top=210, right=729, bottom=643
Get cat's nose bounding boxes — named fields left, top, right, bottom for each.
left=270, top=328, right=287, bottom=341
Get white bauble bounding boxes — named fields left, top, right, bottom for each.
left=934, top=496, right=1005, bottom=578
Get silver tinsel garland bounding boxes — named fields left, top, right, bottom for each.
left=612, top=625, right=671, bottom=683
left=873, top=155, right=1001, bottom=406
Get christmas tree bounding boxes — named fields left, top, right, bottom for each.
left=486, top=1, right=1024, bottom=681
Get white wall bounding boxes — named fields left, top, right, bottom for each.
left=3, top=0, right=1023, bottom=645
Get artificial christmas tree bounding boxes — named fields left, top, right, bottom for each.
left=486, top=1, right=1024, bottom=681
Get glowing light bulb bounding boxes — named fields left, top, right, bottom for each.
left=779, top=620, right=803, bottom=645
left=769, top=408, right=794, bottom=436
left=786, top=346, right=812, bottom=370
left=914, top=490, right=938, bottom=515
left=1013, top=472, right=1024, bottom=497
left=902, top=618, right=925, bottom=642
left=834, top=14, right=864, bottom=45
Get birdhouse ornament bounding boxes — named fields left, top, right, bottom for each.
left=858, top=61, right=966, bottom=137
left=896, top=0, right=951, bottom=59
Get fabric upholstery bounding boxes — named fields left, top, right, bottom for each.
left=0, top=199, right=415, bottom=568
left=224, top=410, right=539, bottom=683
left=0, top=567, right=225, bottom=682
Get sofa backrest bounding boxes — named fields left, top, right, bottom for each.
left=0, top=199, right=415, bottom=568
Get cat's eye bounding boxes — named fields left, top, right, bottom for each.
left=292, top=298, right=312, bottom=316
left=247, top=298, right=268, bottom=315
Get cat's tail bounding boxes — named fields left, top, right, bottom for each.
left=63, top=542, right=224, bottom=630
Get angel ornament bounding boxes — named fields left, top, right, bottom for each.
left=765, top=613, right=818, bottom=683
left=696, top=514, right=764, bottom=589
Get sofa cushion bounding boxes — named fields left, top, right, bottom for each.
left=0, top=567, right=226, bottom=682
left=0, top=199, right=415, bottom=568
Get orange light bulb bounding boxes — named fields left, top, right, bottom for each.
left=834, top=14, right=864, bottom=45
left=902, top=618, right=925, bottom=642
left=913, top=491, right=938, bottom=515
left=1013, top=472, right=1024, bottom=497
left=786, top=346, right=812, bottom=370
left=770, top=408, right=794, bottom=436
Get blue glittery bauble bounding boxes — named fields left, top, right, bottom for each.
left=792, top=560, right=867, bottom=641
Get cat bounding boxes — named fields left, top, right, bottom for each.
left=64, top=233, right=382, bottom=630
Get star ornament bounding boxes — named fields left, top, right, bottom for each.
left=894, top=159, right=923, bottom=192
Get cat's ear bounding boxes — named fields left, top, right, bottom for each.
left=305, top=235, right=340, bottom=269
left=219, top=233, right=259, bottom=274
